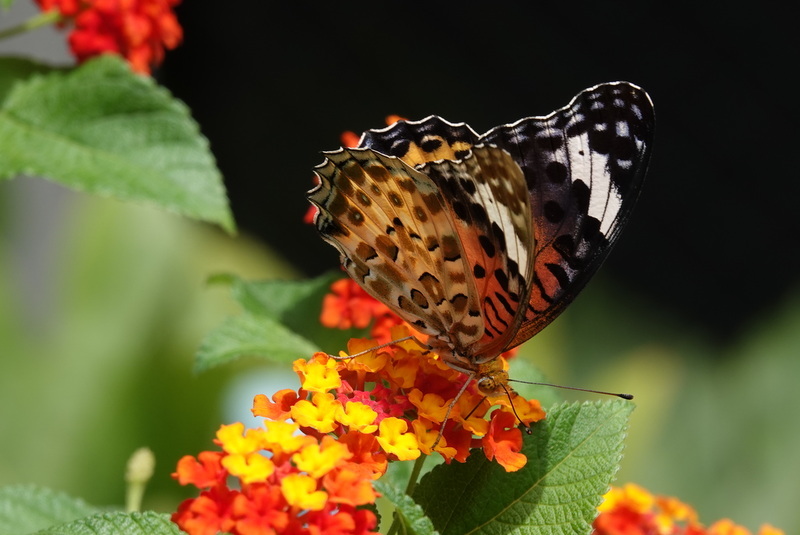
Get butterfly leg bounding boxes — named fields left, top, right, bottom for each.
left=325, top=335, right=417, bottom=360
left=431, top=371, right=475, bottom=449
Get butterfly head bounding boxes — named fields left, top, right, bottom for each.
left=475, top=359, right=513, bottom=397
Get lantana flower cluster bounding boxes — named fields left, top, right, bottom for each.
left=172, top=419, right=379, bottom=535
left=35, top=0, right=182, bottom=74
left=281, top=328, right=543, bottom=470
left=172, top=284, right=545, bottom=534
left=594, top=484, right=784, bottom=535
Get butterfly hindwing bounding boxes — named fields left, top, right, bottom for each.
left=359, top=116, right=479, bottom=167
left=480, top=82, right=654, bottom=348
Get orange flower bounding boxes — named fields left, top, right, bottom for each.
left=481, top=410, right=527, bottom=472
left=339, top=130, right=361, bottom=149
left=35, top=0, right=182, bottom=74
left=319, top=278, right=405, bottom=341
left=173, top=451, right=225, bottom=488
left=593, top=484, right=785, bottom=535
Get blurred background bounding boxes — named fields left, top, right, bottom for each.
left=1, top=1, right=798, bottom=532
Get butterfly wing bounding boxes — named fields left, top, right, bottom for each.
left=309, top=148, right=485, bottom=351
left=480, top=82, right=655, bottom=349
left=309, top=145, right=535, bottom=362
left=359, top=115, right=480, bottom=167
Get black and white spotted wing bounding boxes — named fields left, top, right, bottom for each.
left=482, top=82, right=654, bottom=348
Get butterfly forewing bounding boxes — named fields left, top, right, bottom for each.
left=310, top=148, right=486, bottom=350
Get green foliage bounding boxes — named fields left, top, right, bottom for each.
left=195, top=272, right=365, bottom=371
left=34, top=512, right=182, bottom=535
left=0, top=58, right=56, bottom=102
left=0, top=486, right=99, bottom=535
left=195, top=313, right=321, bottom=372
left=413, top=401, right=632, bottom=535
left=374, top=481, right=438, bottom=535
left=0, top=56, right=234, bottom=232
left=0, top=487, right=178, bottom=535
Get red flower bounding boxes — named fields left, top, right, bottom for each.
left=35, top=0, right=182, bottom=74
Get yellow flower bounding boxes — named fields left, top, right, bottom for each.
left=598, top=483, right=654, bottom=513
left=281, top=474, right=328, bottom=511
left=335, top=401, right=378, bottom=434
left=221, top=452, right=274, bottom=484
left=290, top=392, right=340, bottom=433
left=262, top=419, right=314, bottom=456
left=376, top=417, right=420, bottom=461
left=708, top=519, right=754, bottom=535
left=216, top=423, right=265, bottom=455
left=407, top=389, right=449, bottom=423
left=655, top=494, right=699, bottom=531
left=294, top=356, right=341, bottom=393
left=412, top=419, right=457, bottom=457
left=292, top=435, right=353, bottom=479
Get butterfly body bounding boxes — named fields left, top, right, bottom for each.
left=309, top=82, right=654, bottom=393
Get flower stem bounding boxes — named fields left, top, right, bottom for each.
left=386, top=455, right=428, bottom=535
left=404, top=454, right=427, bottom=496
left=0, top=10, right=63, bottom=41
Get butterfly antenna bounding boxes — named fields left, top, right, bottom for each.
left=464, top=396, right=487, bottom=420
left=508, top=379, right=633, bottom=400
left=327, top=335, right=416, bottom=360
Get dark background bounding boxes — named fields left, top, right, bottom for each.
left=161, top=3, right=799, bottom=343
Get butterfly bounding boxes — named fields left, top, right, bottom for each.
left=307, top=82, right=654, bottom=399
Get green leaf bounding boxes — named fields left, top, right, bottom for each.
left=412, top=400, right=633, bottom=535
left=32, top=512, right=182, bottom=535
left=375, top=481, right=438, bottom=535
left=195, top=313, right=321, bottom=372
left=0, top=56, right=234, bottom=232
left=0, top=58, right=56, bottom=104
left=0, top=485, right=99, bottom=535
left=197, top=272, right=370, bottom=370
left=226, top=272, right=340, bottom=320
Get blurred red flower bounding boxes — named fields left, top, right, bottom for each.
left=35, top=0, right=182, bottom=74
